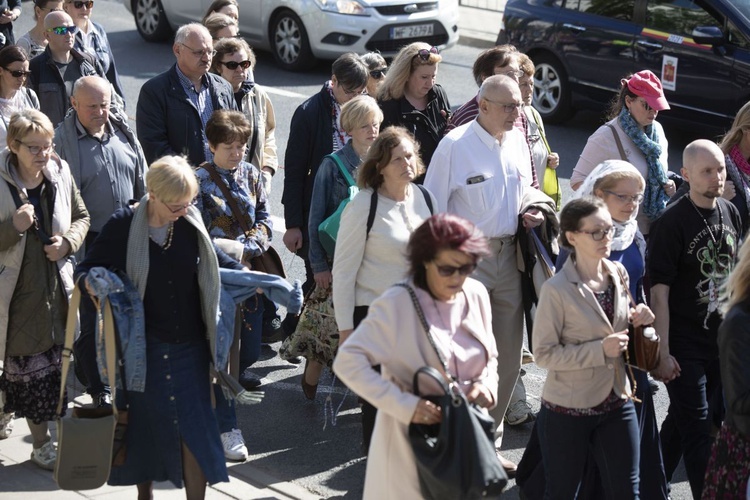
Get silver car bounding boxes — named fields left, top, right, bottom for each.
left=124, top=0, right=459, bottom=71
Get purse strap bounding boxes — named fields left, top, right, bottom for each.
left=325, top=153, right=356, bottom=188
left=201, top=162, right=252, bottom=235
left=612, top=264, right=638, bottom=309
left=606, top=123, right=628, bottom=161
left=59, top=286, right=118, bottom=418
left=610, top=264, right=643, bottom=402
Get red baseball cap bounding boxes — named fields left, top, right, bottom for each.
left=626, top=70, right=670, bottom=111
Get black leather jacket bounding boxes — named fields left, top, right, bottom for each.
left=718, top=299, right=750, bottom=438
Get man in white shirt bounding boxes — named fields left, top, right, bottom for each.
left=425, top=74, right=543, bottom=475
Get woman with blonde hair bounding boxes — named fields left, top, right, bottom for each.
left=718, top=101, right=750, bottom=232
left=377, top=42, right=450, bottom=174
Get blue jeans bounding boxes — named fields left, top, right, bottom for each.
left=214, top=295, right=264, bottom=433
left=538, top=400, right=640, bottom=499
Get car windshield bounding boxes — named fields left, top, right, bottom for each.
left=727, top=0, right=750, bottom=21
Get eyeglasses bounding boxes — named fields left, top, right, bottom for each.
left=415, top=46, right=439, bottom=62
left=575, top=226, right=615, bottom=241
left=17, top=141, right=55, bottom=156
left=434, top=262, right=478, bottom=277
left=4, top=68, right=30, bottom=78
left=179, top=43, right=216, bottom=59
left=220, top=60, right=252, bottom=70
left=504, top=69, right=525, bottom=79
left=46, top=25, right=78, bottom=35
left=603, top=190, right=644, bottom=204
left=636, top=98, right=653, bottom=112
left=369, top=68, right=387, bottom=79
left=160, top=198, right=196, bottom=213
left=483, top=98, right=523, bottom=113
left=342, top=85, right=366, bottom=96
left=67, top=0, right=94, bottom=8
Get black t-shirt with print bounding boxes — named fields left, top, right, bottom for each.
left=648, top=196, right=742, bottom=361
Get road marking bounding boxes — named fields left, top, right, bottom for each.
left=259, top=85, right=308, bottom=99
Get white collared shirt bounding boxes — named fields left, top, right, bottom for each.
left=425, top=120, right=532, bottom=237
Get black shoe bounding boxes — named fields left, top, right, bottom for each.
left=261, top=318, right=285, bottom=343
left=239, top=370, right=262, bottom=390
left=287, top=356, right=304, bottom=364
left=94, top=392, right=112, bottom=408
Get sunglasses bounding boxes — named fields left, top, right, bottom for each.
left=575, top=226, right=615, bottom=241
left=369, top=68, right=387, bottom=79
left=434, top=262, right=477, bottom=277
left=220, top=60, right=252, bottom=70
left=415, top=46, right=439, bottom=62
left=67, top=0, right=94, bottom=8
left=4, top=68, right=30, bottom=78
left=46, top=25, right=78, bottom=35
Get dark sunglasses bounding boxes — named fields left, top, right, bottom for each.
left=435, top=262, right=477, bottom=277
left=415, top=46, right=439, bottom=62
left=220, top=60, right=252, bottom=70
left=68, top=0, right=94, bottom=8
left=46, top=25, right=78, bottom=35
left=4, top=68, right=30, bottom=78
left=369, top=68, right=387, bottom=79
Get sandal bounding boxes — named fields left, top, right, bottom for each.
left=301, top=360, right=318, bottom=400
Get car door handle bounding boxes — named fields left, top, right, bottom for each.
left=562, top=23, right=586, bottom=33
left=637, top=39, right=663, bottom=50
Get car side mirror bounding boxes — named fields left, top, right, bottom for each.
left=691, top=25, right=724, bottom=46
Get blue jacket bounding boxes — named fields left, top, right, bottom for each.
left=136, top=64, right=237, bottom=167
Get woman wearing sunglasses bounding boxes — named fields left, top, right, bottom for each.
left=377, top=42, right=450, bottom=178
left=0, top=46, right=39, bottom=148
left=360, top=51, right=387, bottom=98
left=571, top=70, right=675, bottom=235
left=333, top=213, right=498, bottom=499
left=531, top=196, right=654, bottom=498
left=17, top=0, right=62, bottom=58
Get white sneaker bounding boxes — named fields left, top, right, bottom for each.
left=504, top=400, right=535, bottom=426
left=30, top=441, right=57, bottom=470
left=0, top=412, right=13, bottom=439
left=220, top=428, right=248, bottom=462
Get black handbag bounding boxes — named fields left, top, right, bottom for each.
left=396, top=283, right=507, bottom=499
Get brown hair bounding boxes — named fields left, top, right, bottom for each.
left=472, top=44, right=518, bottom=87
left=201, top=0, right=238, bottom=22
left=607, top=74, right=639, bottom=120
left=357, top=126, right=424, bottom=189
left=205, top=109, right=252, bottom=146
left=203, top=12, right=238, bottom=40
left=211, top=36, right=255, bottom=74
left=559, top=197, right=607, bottom=249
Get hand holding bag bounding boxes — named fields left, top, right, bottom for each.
left=614, top=266, right=660, bottom=372
left=396, top=283, right=507, bottom=499
left=55, top=286, right=121, bottom=490
left=317, top=153, right=358, bottom=256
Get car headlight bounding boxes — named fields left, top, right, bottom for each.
left=313, top=0, right=368, bottom=16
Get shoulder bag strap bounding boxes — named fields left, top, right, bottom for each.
left=394, top=283, right=453, bottom=379
left=325, top=153, right=356, bottom=187
left=416, top=184, right=434, bottom=215
left=606, top=123, right=628, bottom=161
left=200, top=161, right=252, bottom=235
left=248, top=96, right=260, bottom=164
left=530, top=108, right=551, bottom=154
left=613, top=264, right=638, bottom=309
left=366, top=188, right=378, bottom=239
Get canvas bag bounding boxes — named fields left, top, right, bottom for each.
left=318, top=153, right=358, bottom=256
left=54, top=286, right=119, bottom=490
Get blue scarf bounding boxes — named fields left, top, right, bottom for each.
left=618, top=108, right=669, bottom=219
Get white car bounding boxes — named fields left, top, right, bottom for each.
left=124, top=0, right=459, bottom=71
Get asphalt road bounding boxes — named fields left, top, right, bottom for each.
left=12, top=1, right=718, bottom=497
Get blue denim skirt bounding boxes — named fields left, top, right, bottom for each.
left=108, top=338, right=228, bottom=487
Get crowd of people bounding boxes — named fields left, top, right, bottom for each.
left=0, top=0, right=749, bottom=498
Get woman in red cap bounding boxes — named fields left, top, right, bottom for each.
left=571, top=70, right=676, bottom=236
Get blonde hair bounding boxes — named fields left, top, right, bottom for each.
left=377, top=42, right=441, bottom=101
left=340, top=95, right=383, bottom=134
left=593, top=169, right=645, bottom=193
left=721, top=236, right=750, bottom=313
left=203, top=12, right=237, bottom=40
left=7, top=109, right=54, bottom=150
left=146, top=156, right=199, bottom=203
left=719, top=101, right=750, bottom=155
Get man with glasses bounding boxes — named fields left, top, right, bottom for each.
left=425, top=74, right=547, bottom=478
left=28, top=10, right=104, bottom=126
left=53, top=75, right=146, bottom=408
left=136, top=22, right=236, bottom=167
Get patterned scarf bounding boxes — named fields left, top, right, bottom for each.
left=325, top=81, right=350, bottom=150
left=726, top=146, right=750, bottom=218
left=618, top=108, right=669, bottom=219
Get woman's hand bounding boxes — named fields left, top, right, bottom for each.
left=12, top=204, right=35, bottom=232
left=466, top=384, right=494, bottom=409
left=411, top=398, right=442, bottom=425
left=522, top=209, right=544, bottom=229
left=663, top=179, right=677, bottom=197
left=629, top=304, right=655, bottom=327
left=44, top=235, right=70, bottom=262
left=338, top=329, right=354, bottom=346
left=602, top=330, right=629, bottom=358
left=547, top=152, right=560, bottom=169
left=722, top=180, right=736, bottom=201
left=314, top=271, right=332, bottom=290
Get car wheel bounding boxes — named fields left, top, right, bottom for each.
left=270, top=10, right=316, bottom=72
left=132, top=0, right=172, bottom=42
left=532, top=54, right=572, bottom=123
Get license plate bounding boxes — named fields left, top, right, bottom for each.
left=390, top=24, right=434, bottom=40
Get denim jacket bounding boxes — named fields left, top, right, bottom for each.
left=308, top=141, right=361, bottom=273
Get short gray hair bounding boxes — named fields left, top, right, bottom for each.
left=175, top=23, right=211, bottom=46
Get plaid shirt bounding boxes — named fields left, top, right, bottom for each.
left=176, top=65, right=214, bottom=163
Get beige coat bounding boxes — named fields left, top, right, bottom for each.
left=333, top=278, right=498, bottom=499
left=532, top=257, right=631, bottom=409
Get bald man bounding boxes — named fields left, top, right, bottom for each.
left=28, top=10, right=105, bottom=126
left=648, top=139, right=743, bottom=497
left=425, top=74, right=547, bottom=476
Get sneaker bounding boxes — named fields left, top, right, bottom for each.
left=220, top=429, right=248, bottom=462
left=30, top=441, right=57, bottom=470
left=261, top=317, right=285, bottom=343
left=504, top=400, right=535, bottom=427
left=522, top=346, right=535, bottom=365
left=94, top=392, right=112, bottom=408
left=0, top=412, right=14, bottom=439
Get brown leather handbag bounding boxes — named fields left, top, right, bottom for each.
left=615, top=267, right=660, bottom=371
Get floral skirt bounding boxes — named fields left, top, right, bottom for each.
left=279, top=285, right=339, bottom=368
left=0, top=344, right=66, bottom=424
left=702, top=424, right=750, bottom=499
